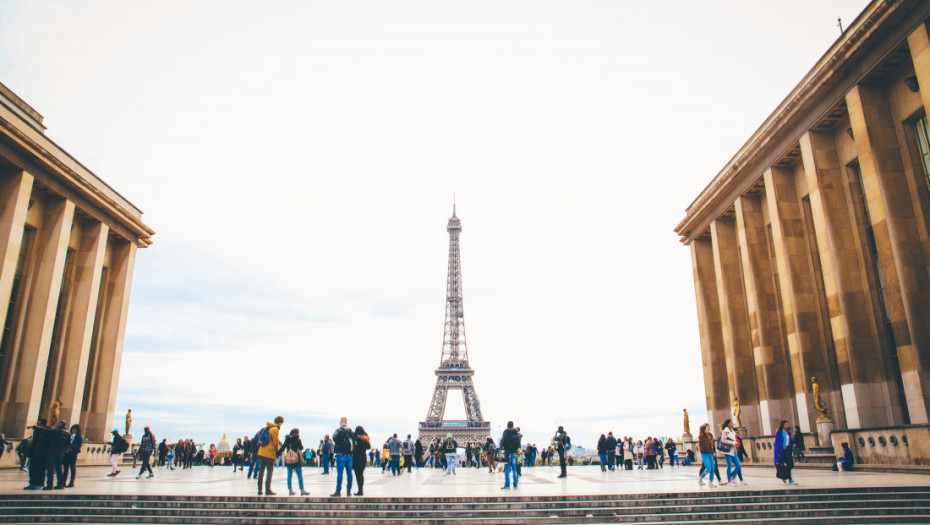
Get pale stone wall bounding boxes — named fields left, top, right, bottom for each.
left=676, top=2, right=930, bottom=467
left=0, top=82, right=151, bottom=442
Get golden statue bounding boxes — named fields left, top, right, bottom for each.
left=812, top=376, right=830, bottom=421
left=683, top=408, right=690, bottom=435
left=732, top=395, right=741, bottom=428
left=125, top=409, right=132, bottom=435
left=52, top=397, right=61, bottom=423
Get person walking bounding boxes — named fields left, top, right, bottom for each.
left=232, top=438, right=244, bottom=472
left=257, top=416, right=284, bottom=495
left=665, top=438, right=679, bottom=467
left=320, top=435, right=334, bottom=475
left=720, top=419, right=742, bottom=486
left=500, top=421, right=520, bottom=489
left=280, top=428, right=309, bottom=496
left=484, top=437, right=497, bottom=474
left=247, top=433, right=261, bottom=479
left=158, top=439, right=168, bottom=469
left=107, top=429, right=128, bottom=478
left=414, top=438, right=423, bottom=468
left=353, top=426, right=370, bottom=496
left=697, top=423, right=719, bottom=487
left=166, top=446, right=175, bottom=470
left=208, top=443, right=217, bottom=467
left=61, top=424, right=83, bottom=488
left=387, top=434, right=402, bottom=476
left=136, top=427, right=156, bottom=480
left=553, top=426, right=570, bottom=478
left=403, top=434, right=415, bottom=473
left=330, top=417, right=355, bottom=497
left=597, top=434, right=609, bottom=472
left=773, top=419, right=797, bottom=485
left=793, top=426, right=806, bottom=464
left=16, top=437, right=31, bottom=472
left=441, top=433, right=459, bottom=476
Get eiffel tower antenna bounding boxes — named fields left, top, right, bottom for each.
left=418, top=205, right=490, bottom=445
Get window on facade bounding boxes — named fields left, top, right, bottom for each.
left=915, top=115, right=930, bottom=191
left=850, top=164, right=909, bottom=424
left=0, top=228, right=34, bottom=398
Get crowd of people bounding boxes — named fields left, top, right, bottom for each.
left=13, top=413, right=857, bottom=494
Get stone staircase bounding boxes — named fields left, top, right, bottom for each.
left=1, top=486, right=929, bottom=523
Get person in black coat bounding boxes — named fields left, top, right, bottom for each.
left=24, top=419, right=50, bottom=490
left=352, top=426, right=371, bottom=496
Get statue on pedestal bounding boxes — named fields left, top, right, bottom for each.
left=52, top=398, right=61, bottom=424
left=125, top=409, right=132, bottom=436
left=812, top=376, right=830, bottom=421
left=732, top=395, right=742, bottom=429
left=683, top=408, right=690, bottom=435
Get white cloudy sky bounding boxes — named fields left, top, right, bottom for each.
left=0, top=1, right=869, bottom=448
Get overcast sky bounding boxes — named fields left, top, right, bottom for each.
left=0, top=1, right=870, bottom=448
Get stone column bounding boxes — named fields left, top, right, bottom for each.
left=710, top=219, right=761, bottom=436
left=0, top=172, right=34, bottom=328
left=800, top=130, right=900, bottom=428
left=83, top=240, right=136, bottom=441
left=690, top=238, right=730, bottom=430
left=846, top=84, right=930, bottom=424
left=764, top=166, right=835, bottom=433
left=0, top=197, right=74, bottom=438
left=908, top=23, right=930, bottom=122
left=56, top=221, right=109, bottom=426
left=735, top=195, right=794, bottom=435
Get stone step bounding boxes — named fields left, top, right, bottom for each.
left=2, top=491, right=928, bottom=511
left=0, top=487, right=926, bottom=524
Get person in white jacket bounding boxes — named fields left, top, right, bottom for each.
left=720, top=419, right=742, bottom=486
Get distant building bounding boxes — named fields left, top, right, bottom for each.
left=0, top=82, right=153, bottom=440
left=676, top=0, right=930, bottom=467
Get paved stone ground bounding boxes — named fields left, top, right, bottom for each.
left=2, top=464, right=929, bottom=497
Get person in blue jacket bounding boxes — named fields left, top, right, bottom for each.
left=773, top=419, right=797, bottom=485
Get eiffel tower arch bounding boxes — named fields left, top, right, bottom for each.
left=418, top=205, right=491, bottom=446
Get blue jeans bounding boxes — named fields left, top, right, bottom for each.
left=725, top=454, right=741, bottom=481
left=503, top=451, right=519, bottom=488
left=287, top=465, right=304, bottom=491
left=598, top=453, right=608, bottom=469
left=247, top=456, right=260, bottom=478
left=390, top=455, right=400, bottom=475
left=321, top=453, right=331, bottom=474
left=700, top=453, right=717, bottom=481
left=335, top=453, right=353, bottom=493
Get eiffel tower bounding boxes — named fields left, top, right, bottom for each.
left=418, top=205, right=491, bottom=446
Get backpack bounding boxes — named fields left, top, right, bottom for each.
left=402, top=440, right=410, bottom=454
left=334, top=427, right=353, bottom=453
left=565, top=435, right=571, bottom=450
left=256, top=426, right=270, bottom=447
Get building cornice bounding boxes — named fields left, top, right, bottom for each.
left=675, top=0, right=927, bottom=244
left=0, top=93, right=154, bottom=247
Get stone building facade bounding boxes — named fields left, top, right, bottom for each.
left=0, top=83, right=153, bottom=441
left=676, top=0, right=930, bottom=465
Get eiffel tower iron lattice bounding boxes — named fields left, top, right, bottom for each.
left=418, top=206, right=491, bottom=446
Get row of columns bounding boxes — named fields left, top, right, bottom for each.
left=691, top=22, right=930, bottom=437
left=0, top=170, right=137, bottom=441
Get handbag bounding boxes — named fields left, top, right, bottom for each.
left=284, top=448, right=300, bottom=466
left=716, top=436, right=732, bottom=453
left=776, top=461, right=790, bottom=480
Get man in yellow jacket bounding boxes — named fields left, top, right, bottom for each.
left=257, top=416, right=283, bottom=495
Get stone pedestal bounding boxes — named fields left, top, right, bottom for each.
left=816, top=418, right=834, bottom=448
left=681, top=432, right=693, bottom=443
